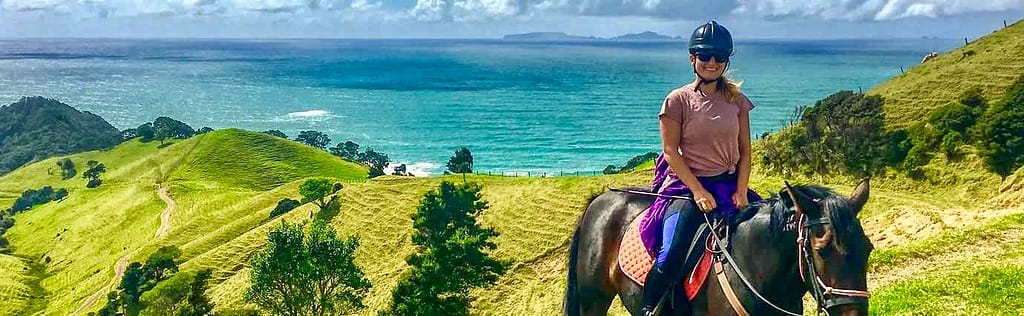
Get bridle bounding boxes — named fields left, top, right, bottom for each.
left=608, top=185, right=871, bottom=315
left=787, top=182, right=870, bottom=315
left=796, top=214, right=871, bottom=314
left=702, top=185, right=870, bottom=316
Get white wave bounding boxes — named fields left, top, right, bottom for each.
left=287, top=110, right=329, bottom=118
left=387, top=161, right=439, bottom=177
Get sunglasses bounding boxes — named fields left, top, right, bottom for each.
left=695, top=52, right=730, bottom=63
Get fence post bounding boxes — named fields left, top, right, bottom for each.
left=1005, top=20, right=1009, bottom=28
left=528, top=171, right=531, bottom=177
left=964, top=37, right=968, bottom=45
left=899, top=66, right=904, bottom=73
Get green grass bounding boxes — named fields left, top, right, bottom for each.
left=0, top=19, right=1022, bottom=316
left=871, top=212, right=1024, bottom=270
left=170, top=129, right=368, bottom=190
left=0, top=129, right=368, bottom=315
left=0, top=254, right=33, bottom=315
left=870, top=19, right=1024, bottom=129
left=871, top=241, right=1024, bottom=315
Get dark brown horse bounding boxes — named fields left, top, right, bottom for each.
left=564, top=180, right=873, bottom=316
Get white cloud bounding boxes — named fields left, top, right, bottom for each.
left=734, top=0, right=1024, bottom=21
left=0, top=0, right=1020, bottom=27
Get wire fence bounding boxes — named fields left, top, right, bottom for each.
left=331, top=166, right=650, bottom=183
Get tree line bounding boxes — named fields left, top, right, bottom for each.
left=760, top=74, right=1024, bottom=179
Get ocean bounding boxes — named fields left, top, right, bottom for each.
left=0, top=38, right=960, bottom=175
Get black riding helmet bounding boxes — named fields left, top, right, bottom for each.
left=689, top=20, right=734, bottom=56
left=688, top=21, right=734, bottom=91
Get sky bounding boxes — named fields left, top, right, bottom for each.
left=1, top=0, right=1022, bottom=38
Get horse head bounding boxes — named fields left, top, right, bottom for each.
left=783, top=179, right=872, bottom=316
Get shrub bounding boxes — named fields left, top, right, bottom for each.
left=270, top=198, right=300, bottom=218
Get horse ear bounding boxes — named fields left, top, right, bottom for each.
left=848, top=178, right=870, bottom=216
left=784, top=181, right=820, bottom=217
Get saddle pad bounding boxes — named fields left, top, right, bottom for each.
left=618, top=211, right=712, bottom=300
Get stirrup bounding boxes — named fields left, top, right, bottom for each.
left=641, top=306, right=657, bottom=316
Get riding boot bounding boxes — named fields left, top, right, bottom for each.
left=642, top=267, right=669, bottom=314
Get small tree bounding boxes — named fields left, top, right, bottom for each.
left=330, top=141, right=361, bottom=161
left=381, top=181, right=506, bottom=316
left=153, top=117, right=196, bottom=139
left=57, top=158, right=76, bottom=180
left=143, top=246, right=182, bottom=284
left=137, top=123, right=156, bottom=142
left=83, top=160, right=106, bottom=188
left=178, top=269, right=214, bottom=316
left=139, top=270, right=194, bottom=315
left=295, top=131, right=331, bottom=150
left=262, top=130, right=288, bottom=138
left=299, top=178, right=340, bottom=211
left=270, top=198, right=301, bottom=218
left=342, top=141, right=360, bottom=160
left=246, top=221, right=371, bottom=316
left=155, top=128, right=170, bottom=146
left=359, top=148, right=389, bottom=178
left=446, top=147, right=474, bottom=174
left=196, top=127, right=214, bottom=134
left=602, top=165, right=619, bottom=174
left=976, top=75, right=1024, bottom=176
left=54, top=188, right=69, bottom=201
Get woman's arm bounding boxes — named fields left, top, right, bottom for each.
left=660, top=116, right=716, bottom=211
left=734, top=107, right=752, bottom=208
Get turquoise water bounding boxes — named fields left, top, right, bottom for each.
left=0, top=38, right=959, bottom=175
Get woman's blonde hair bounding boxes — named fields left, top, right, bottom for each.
left=717, top=76, right=743, bottom=103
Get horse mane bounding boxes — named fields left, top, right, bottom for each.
left=740, top=184, right=860, bottom=253
left=783, top=185, right=860, bottom=253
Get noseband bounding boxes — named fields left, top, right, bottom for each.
left=798, top=214, right=871, bottom=312
left=703, top=207, right=869, bottom=316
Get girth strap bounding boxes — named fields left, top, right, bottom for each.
left=714, top=259, right=750, bottom=316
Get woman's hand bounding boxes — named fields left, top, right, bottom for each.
left=693, top=189, right=717, bottom=213
left=732, top=190, right=749, bottom=210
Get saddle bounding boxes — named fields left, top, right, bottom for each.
left=618, top=210, right=732, bottom=301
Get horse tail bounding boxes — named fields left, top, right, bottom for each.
left=564, top=216, right=583, bottom=316
left=564, top=192, right=601, bottom=316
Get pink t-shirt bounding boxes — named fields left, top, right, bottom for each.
left=658, top=83, right=754, bottom=177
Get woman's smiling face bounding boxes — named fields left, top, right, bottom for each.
left=690, top=52, right=728, bottom=80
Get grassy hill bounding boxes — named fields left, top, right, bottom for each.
left=0, top=129, right=367, bottom=315
left=870, top=20, right=1024, bottom=129
left=1, top=20, right=1023, bottom=316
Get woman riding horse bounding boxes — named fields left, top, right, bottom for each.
left=640, top=20, right=761, bottom=316
left=563, top=20, right=873, bottom=316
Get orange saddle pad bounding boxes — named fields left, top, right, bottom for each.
left=618, top=211, right=712, bottom=300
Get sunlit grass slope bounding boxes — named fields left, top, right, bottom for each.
left=0, top=254, right=34, bottom=315
left=2, top=20, right=1024, bottom=316
left=0, top=129, right=367, bottom=315
left=170, top=129, right=367, bottom=190
left=870, top=20, right=1024, bottom=129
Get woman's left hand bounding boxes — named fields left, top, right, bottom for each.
left=732, top=190, right=749, bottom=209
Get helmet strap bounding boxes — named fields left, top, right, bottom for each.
left=692, top=62, right=730, bottom=96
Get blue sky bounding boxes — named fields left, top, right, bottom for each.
left=1, top=0, right=1022, bottom=38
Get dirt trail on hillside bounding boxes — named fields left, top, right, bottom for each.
left=155, top=185, right=175, bottom=238
left=869, top=207, right=1024, bottom=290
left=72, top=254, right=129, bottom=315
left=73, top=185, right=177, bottom=315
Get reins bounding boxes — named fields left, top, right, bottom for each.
left=610, top=185, right=870, bottom=315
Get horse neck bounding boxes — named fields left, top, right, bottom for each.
left=731, top=209, right=805, bottom=300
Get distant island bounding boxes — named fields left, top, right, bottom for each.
left=502, top=31, right=680, bottom=41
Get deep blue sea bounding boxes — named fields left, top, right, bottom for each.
left=0, top=38, right=959, bottom=175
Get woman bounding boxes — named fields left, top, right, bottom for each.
left=637, top=20, right=762, bottom=315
